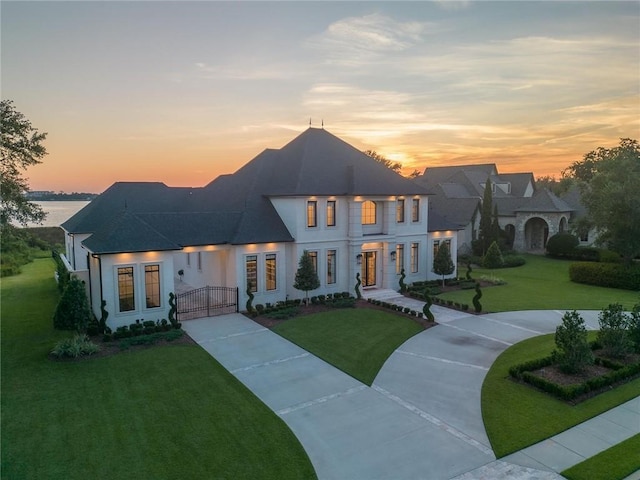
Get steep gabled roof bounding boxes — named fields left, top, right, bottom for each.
left=514, top=188, right=574, bottom=213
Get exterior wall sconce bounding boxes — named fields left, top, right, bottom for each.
left=356, top=253, right=363, bottom=265
left=390, top=251, right=396, bottom=262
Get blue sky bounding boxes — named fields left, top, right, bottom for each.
left=2, top=1, right=638, bottom=192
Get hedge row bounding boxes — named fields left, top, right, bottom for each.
left=569, top=262, right=640, bottom=291
left=509, top=352, right=640, bottom=401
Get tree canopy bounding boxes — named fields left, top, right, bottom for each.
left=564, top=138, right=640, bottom=263
left=1, top=100, right=48, bottom=227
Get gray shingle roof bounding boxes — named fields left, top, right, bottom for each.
left=63, top=128, right=427, bottom=254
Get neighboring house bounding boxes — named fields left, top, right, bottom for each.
left=415, top=163, right=574, bottom=253
left=61, top=128, right=459, bottom=329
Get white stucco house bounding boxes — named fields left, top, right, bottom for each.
left=61, top=128, right=460, bottom=329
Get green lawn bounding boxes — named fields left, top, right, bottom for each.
left=1, top=258, right=316, bottom=480
left=439, top=254, right=639, bottom=312
left=482, top=332, right=640, bottom=459
left=272, top=308, right=424, bottom=385
left=562, top=434, right=640, bottom=480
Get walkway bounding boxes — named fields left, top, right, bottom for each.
left=182, top=290, right=639, bottom=480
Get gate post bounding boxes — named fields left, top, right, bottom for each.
left=235, top=287, right=239, bottom=313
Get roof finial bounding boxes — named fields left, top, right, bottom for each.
left=309, top=117, right=312, bottom=127
left=321, top=119, right=324, bottom=129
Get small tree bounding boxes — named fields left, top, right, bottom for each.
left=597, top=303, right=633, bottom=358
left=293, top=250, right=320, bottom=304
left=53, top=277, right=92, bottom=332
left=432, top=242, right=454, bottom=287
left=483, top=241, right=504, bottom=269
left=555, top=310, right=593, bottom=373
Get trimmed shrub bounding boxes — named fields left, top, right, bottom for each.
left=53, top=277, right=92, bottom=331
left=569, top=262, right=640, bottom=291
left=502, top=255, right=526, bottom=268
left=483, top=241, right=504, bottom=269
left=545, top=233, right=579, bottom=257
left=554, top=310, right=594, bottom=373
left=330, top=297, right=356, bottom=309
left=599, top=249, right=623, bottom=263
left=598, top=303, right=633, bottom=358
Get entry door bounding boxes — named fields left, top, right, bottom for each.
left=362, top=251, right=377, bottom=287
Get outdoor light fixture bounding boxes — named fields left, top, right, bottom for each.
left=390, top=251, right=396, bottom=262
left=356, top=253, right=363, bottom=265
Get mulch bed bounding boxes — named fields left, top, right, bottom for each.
left=252, top=299, right=437, bottom=330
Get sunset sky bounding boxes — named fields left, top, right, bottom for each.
left=3, top=1, right=639, bottom=193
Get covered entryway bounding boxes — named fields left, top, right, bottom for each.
left=524, top=217, right=549, bottom=251
left=177, top=286, right=238, bottom=320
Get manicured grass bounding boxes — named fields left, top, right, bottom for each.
left=482, top=332, right=640, bottom=458
left=562, top=434, right=640, bottom=480
left=272, top=308, right=424, bottom=385
left=1, top=258, right=316, bottom=480
left=439, top=254, right=639, bottom=312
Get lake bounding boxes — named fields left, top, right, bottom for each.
left=25, top=201, right=91, bottom=228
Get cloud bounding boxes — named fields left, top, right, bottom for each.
left=307, top=13, right=436, bottom=66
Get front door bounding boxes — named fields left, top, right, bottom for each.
left=362, top=251, right=377, bottom=287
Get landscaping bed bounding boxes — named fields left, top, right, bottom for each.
left=510, top=349, right=640, bottom=404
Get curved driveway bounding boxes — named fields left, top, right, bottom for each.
left=182, top=297, right=636, bottom=480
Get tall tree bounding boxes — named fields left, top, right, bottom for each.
left=1, top=100, right=48, bottom=227
left=363, top=150, right=402, bottom=173
left=432, top=241, right=454, bottom=287
left=490, top=204, right=501, bottom=246
left=564, top=138, right=640, bottom=264
left=293, top=250, right=320, bottom=303
left=478, top=177, right=493, bottom=255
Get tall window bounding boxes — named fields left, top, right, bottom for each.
left=246, top=255, right=257, bottom=292
left=197, top=252, right=202, bottom=271
left=308, top=251, right=318, bottom=274
left=265, top=254, right=276, bottom=291
left=361, top=200, right=376, bottom=225
left=117, top=266, right=135, bottom=312
left=396, top=198, right=405, bottom=223
left=186, top=252, right=191, bottom=267
left=412, top=198, right=420, bottom=222
left=144, top=264, right=161, bottom=308
left=326, top=200, right=336, bottom=227
left=396, top=244, right=404, bottom=274
left=327, top=250, right=336, bottom=284
left=307, top=200, right=317, bottom=227
left=411, top=242, right=419, bottom=273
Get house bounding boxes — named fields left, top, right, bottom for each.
left=61, top=128, right=459, bottom=329
left=414, top=163, right=573, bottom=253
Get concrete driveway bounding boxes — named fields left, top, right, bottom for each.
left=182, top=306, right=633, bottom=480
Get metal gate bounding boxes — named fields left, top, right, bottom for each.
left=177, top=286, right=239, bottom=320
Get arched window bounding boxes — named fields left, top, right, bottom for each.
left=361, top=201, right=377, bottom=225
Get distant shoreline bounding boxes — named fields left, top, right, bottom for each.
left=27, top=193, right=97, bottom=201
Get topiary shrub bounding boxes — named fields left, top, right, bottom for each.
left=597, top=303, right=633, bottom=358
left=246, top=280, right=255, bottom=314
left=482, top=241, right=504, bottom=269
left=472, top=282, right=482, bottom=313
left=554, top=310, right=594, bottom=374
left=355, top=272, right=362, bottom=299
left=545, top=233, right=579, bottom=258
left=422, top=289, right=435, bottom=322
left=465, top=261, right=473, bottom=280
left=399, top=268, right=407, bottom=293
left=53, top=277, right=92, bottom=332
